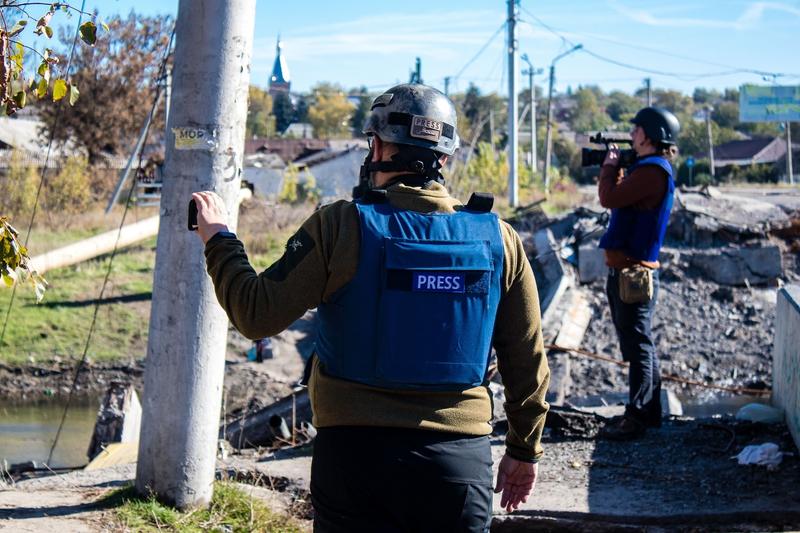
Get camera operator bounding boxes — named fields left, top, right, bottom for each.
left=596, top=107, right=680, bottom=440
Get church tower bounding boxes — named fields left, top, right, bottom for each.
left=269, top=36, right=291, bottom=96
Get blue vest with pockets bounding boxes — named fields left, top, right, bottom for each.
left=598, top=155, right=675, bottom=263
left=315, top=200, right=505, bottom=390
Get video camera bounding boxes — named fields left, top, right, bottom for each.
left=581, top=132, right=636, bottom=168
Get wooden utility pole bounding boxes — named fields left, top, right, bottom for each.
left=135, top=0, right=256, bottom=510
left=706, top=106, right=716, bottom=179
left=507, top=0, right=519, bottom=207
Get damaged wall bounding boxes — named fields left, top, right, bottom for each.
left=773, top=285, right=800, bottom=452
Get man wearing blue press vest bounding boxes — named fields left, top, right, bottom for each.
left=193, top=84, right=550, bottom=531
left=597, top=107, right=680, bottom=440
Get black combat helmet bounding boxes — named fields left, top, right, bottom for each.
left=363, top=83, right=460, bottom=156
left=631, top=107, right=680, bottom=146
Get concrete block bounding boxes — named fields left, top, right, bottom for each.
left=689, top=245, right=782, bottom=285
left=578, top=244, right=607, bottom=283
left=773, top=285, right=800, bottom=452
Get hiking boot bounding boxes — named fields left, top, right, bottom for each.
left=598, top=415, right=646, bottom=440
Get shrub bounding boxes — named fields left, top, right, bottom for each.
left=278, top=165, right=299, bottom=204
left=0, top=150, right=39, bottom=218
left=45, top=156, right=90, bottom=220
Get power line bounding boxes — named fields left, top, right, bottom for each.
left=518, top=5, right=798, bottom=82
left=452, top=21, right=506, bottom=82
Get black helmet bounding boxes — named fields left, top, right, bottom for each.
left=631, top=107, right=680, bottom=146
left=363, top=83, right=459, bottom=156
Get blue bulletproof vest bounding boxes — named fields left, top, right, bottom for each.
left=599, top=155, right=675, bottom=262
left=315, top=200, right=505, bottom=390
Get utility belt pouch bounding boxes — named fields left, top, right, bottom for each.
left=618, top=265, right=653, bottom=304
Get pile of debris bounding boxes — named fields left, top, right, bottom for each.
left=510, top=185, right=798, bottom=406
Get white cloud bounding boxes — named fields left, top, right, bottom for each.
left=609, top=0, right=800, bottom=29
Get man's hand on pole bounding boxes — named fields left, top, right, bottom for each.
left=494, top=453, right=537, bottom=513
left=192, top=191, right=230, bottom=245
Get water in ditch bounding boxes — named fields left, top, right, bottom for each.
left=0, top=399, right=99, bottom=469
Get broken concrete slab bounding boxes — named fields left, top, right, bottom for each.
left=577, top=244, right=607, bottom=284
left=531, top=229, right=571, bottom=318
left=221, top=389, right=311, bottom=449
left=566, top=390, right=683, bottom=418
left=87, top=382, right=141, bottom=461
left=688, top=245, right=782, bottom=285
left=672, top=189, right=790, bottom=245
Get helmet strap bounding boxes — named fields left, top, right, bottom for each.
left=358, top=145, right=445, bottom=190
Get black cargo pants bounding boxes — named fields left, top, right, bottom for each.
left=606, top=268, right=662, bottom=427
left=311, top=426, right=493, bottom=533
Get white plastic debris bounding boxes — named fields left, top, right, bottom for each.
left=733, top=443, right=783, bottom=470
left=735, top=403, right=784, bottom=424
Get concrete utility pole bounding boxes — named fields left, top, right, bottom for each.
left=543, top=44, right=582, bottom=195
left=136, top=0, right=256, bottom=510
left=507, top=0, right=520, bottom=207
left=706, top=105, right=716, bottom=179
left=645, top=78, right=652, bottom=106
left=787, top=122, right=794, bottom=185
left=521, top=53, right=542, bottom=171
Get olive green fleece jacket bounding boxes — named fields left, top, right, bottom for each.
left=204, top=182, right=550, bottom=462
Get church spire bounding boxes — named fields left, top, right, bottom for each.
left=269, top=35, right=291, bottom=96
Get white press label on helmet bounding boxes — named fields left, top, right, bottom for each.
left=410, top=115, right=443, bottom=142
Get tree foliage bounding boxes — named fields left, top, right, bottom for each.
left=307, top=82, right=353, bottom=139
left=464, top=141, right=508, bottom=195
left=246, top=85, right=275, bottom=138
left=0, top=217, right=46, bottom=300
left=0, top=2, right=101, bottom=115
left=37, top=12, right=172, bottom=164
left=272, top=91, right=294, bottom=133
left=571, top=86, right=612, bottom=132
left=349, top=86, right=371, bottom=137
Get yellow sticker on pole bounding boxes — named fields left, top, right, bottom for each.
left=172, top=127, right=217, bottom=150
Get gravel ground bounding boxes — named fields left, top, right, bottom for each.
left=573, top=263, right=778, bottom=402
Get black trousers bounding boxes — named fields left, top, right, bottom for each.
left=311, top=426, right=493, bottom=533
left=606, top=268, right=662, bottom=427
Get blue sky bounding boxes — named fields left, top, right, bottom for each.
left=81, top=0, right=800, bottom=96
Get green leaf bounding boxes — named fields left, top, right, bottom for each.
left=52, top=79, right=67, bottom=101
left=33, top=276, right=48, bottom=302
left=69, top=83, right=80, bottom=106
left=8, top=20, right=27, bottom=38
left=13, top=90, right=26, bottom=109
left=34, top=12, right=53, bottom=36
left=79, top=21, right=97, bottom=45
left=38, top=61, right=50, bottom=83
left=45, top=26, right=54, bottom=39
left=37, top=78, right=49, bottom=99
left=101, top=21, right=110, bottom=33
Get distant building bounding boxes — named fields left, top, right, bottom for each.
left=242, top=138, right=368, bottom=201
left=269, top=36, right=290, bottom=97
left=704, top=137, right=788, bottom=168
